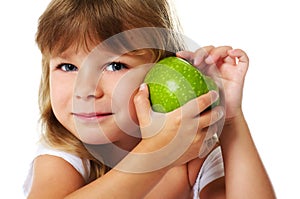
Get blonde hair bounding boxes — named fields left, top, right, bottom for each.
left=36, top=0, right=185, bottom=182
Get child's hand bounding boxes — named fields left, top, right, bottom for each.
left=130, top=84, right=224, bottom=172
left=177, top=46, right=249, bottom=120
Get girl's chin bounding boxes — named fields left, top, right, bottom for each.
left=74, top=128, right=138, bottom=146
left=79, top=133, right=119, bottom=145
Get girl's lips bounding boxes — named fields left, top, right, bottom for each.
left=72, top=112, right=113, bottom=122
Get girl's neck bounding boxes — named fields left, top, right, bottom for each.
left=86, top=137, right=141, bottom=168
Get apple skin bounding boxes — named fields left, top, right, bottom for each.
left=144, top=57, right=219, bottom=113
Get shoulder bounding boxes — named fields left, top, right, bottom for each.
left=34, top=143, right=90, bottom=181
left=24, top=143, right=88, bottom=198
left=28, top=154, right=86, bottom=198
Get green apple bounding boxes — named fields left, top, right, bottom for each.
left=144, top=56, right=219, bottom=113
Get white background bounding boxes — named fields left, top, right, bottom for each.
left=0, top=0, right=299, bottom=198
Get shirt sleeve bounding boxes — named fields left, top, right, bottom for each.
left=193, top=146, right=224, bottom=198
left=23, top=143, right=90, bottom=196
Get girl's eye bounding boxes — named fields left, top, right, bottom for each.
left=105, top=62, right=127, bottom=72
left=58, top=63, right=78, bottom=72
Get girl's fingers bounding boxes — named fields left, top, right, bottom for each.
left=193, top=45, right=215, bottom=66
left=178, top=46, right=247, bottom=70
left=223, top=54, right=236, bottom=65
left=176, top=46, right=215, bottom=67
left=197, top=106, right=224, bottom=129
left=134, top=83, right=152, bottom=127
left=176, top=51, right=194, bottom=63
left=205, top=46, right=233, bottom=65
left=228, top=49, right=249, bottom=64
left=201, top=123, right=218, bottom=142
left=228, top=48, right=249, bottom=75
left=181, top=90, right=219, bottom=117
left=198, top=124, right=219, bottom=158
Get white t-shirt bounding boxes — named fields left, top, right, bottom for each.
left=193, top=146, right=224, bottom=198
left=23, top=144, right=224, bottom=198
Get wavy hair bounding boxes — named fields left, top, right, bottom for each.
left=36, top=0, right=185, bottom=182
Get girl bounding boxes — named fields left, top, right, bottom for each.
left=24, top=0, right=276, bottom=198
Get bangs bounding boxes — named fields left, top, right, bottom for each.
left=36, top=0, right=124, bottom=57
left=36, top=0, right=185, bottom=57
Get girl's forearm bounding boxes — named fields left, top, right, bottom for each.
left=219, top=111, right=276, bottom=199
left=66, top=168, right=167, bottom=199
left=65, top=143, right=169, bottom=199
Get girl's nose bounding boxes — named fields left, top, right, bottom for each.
left=74, top=84, right=103, bottom=100
left=74, top=65, right=104, bottom=100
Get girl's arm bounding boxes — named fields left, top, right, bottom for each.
left=28, top=151, right=170, bottom=199
left=66, top=86, right=222, bottom=199
left=178, top=47, right=276, bottom=199
left=220, top=110, right=276, bottom=198
left=213, top=48, right=275, bottom=198
left=28, top=87, right=222, bottom=199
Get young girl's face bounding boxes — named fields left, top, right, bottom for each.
left=49, top=45, right=155, bottom=150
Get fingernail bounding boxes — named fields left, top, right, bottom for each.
left=198, top=135, right=218, bottom=158
left=193, top=57, right=201, bottom=66
left=205, top=55, right=214, bottom=64
left=210, top=90, right=219, bottom=102
left=139, top=83, right=147, bottom=91
left=176, top=51, right=184, bottom=56
left=218, top=109, right=224, bottom=119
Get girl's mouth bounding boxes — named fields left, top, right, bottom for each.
left=72, top=112, right=113, bottom=122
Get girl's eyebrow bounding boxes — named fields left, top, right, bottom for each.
left=54, top=48, right=78, bottom=60
left=51, top=51, right=77, bottom=63
left=51, top=56, right=69, bottom=63
left=55, top=53, right=72, bottom=60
